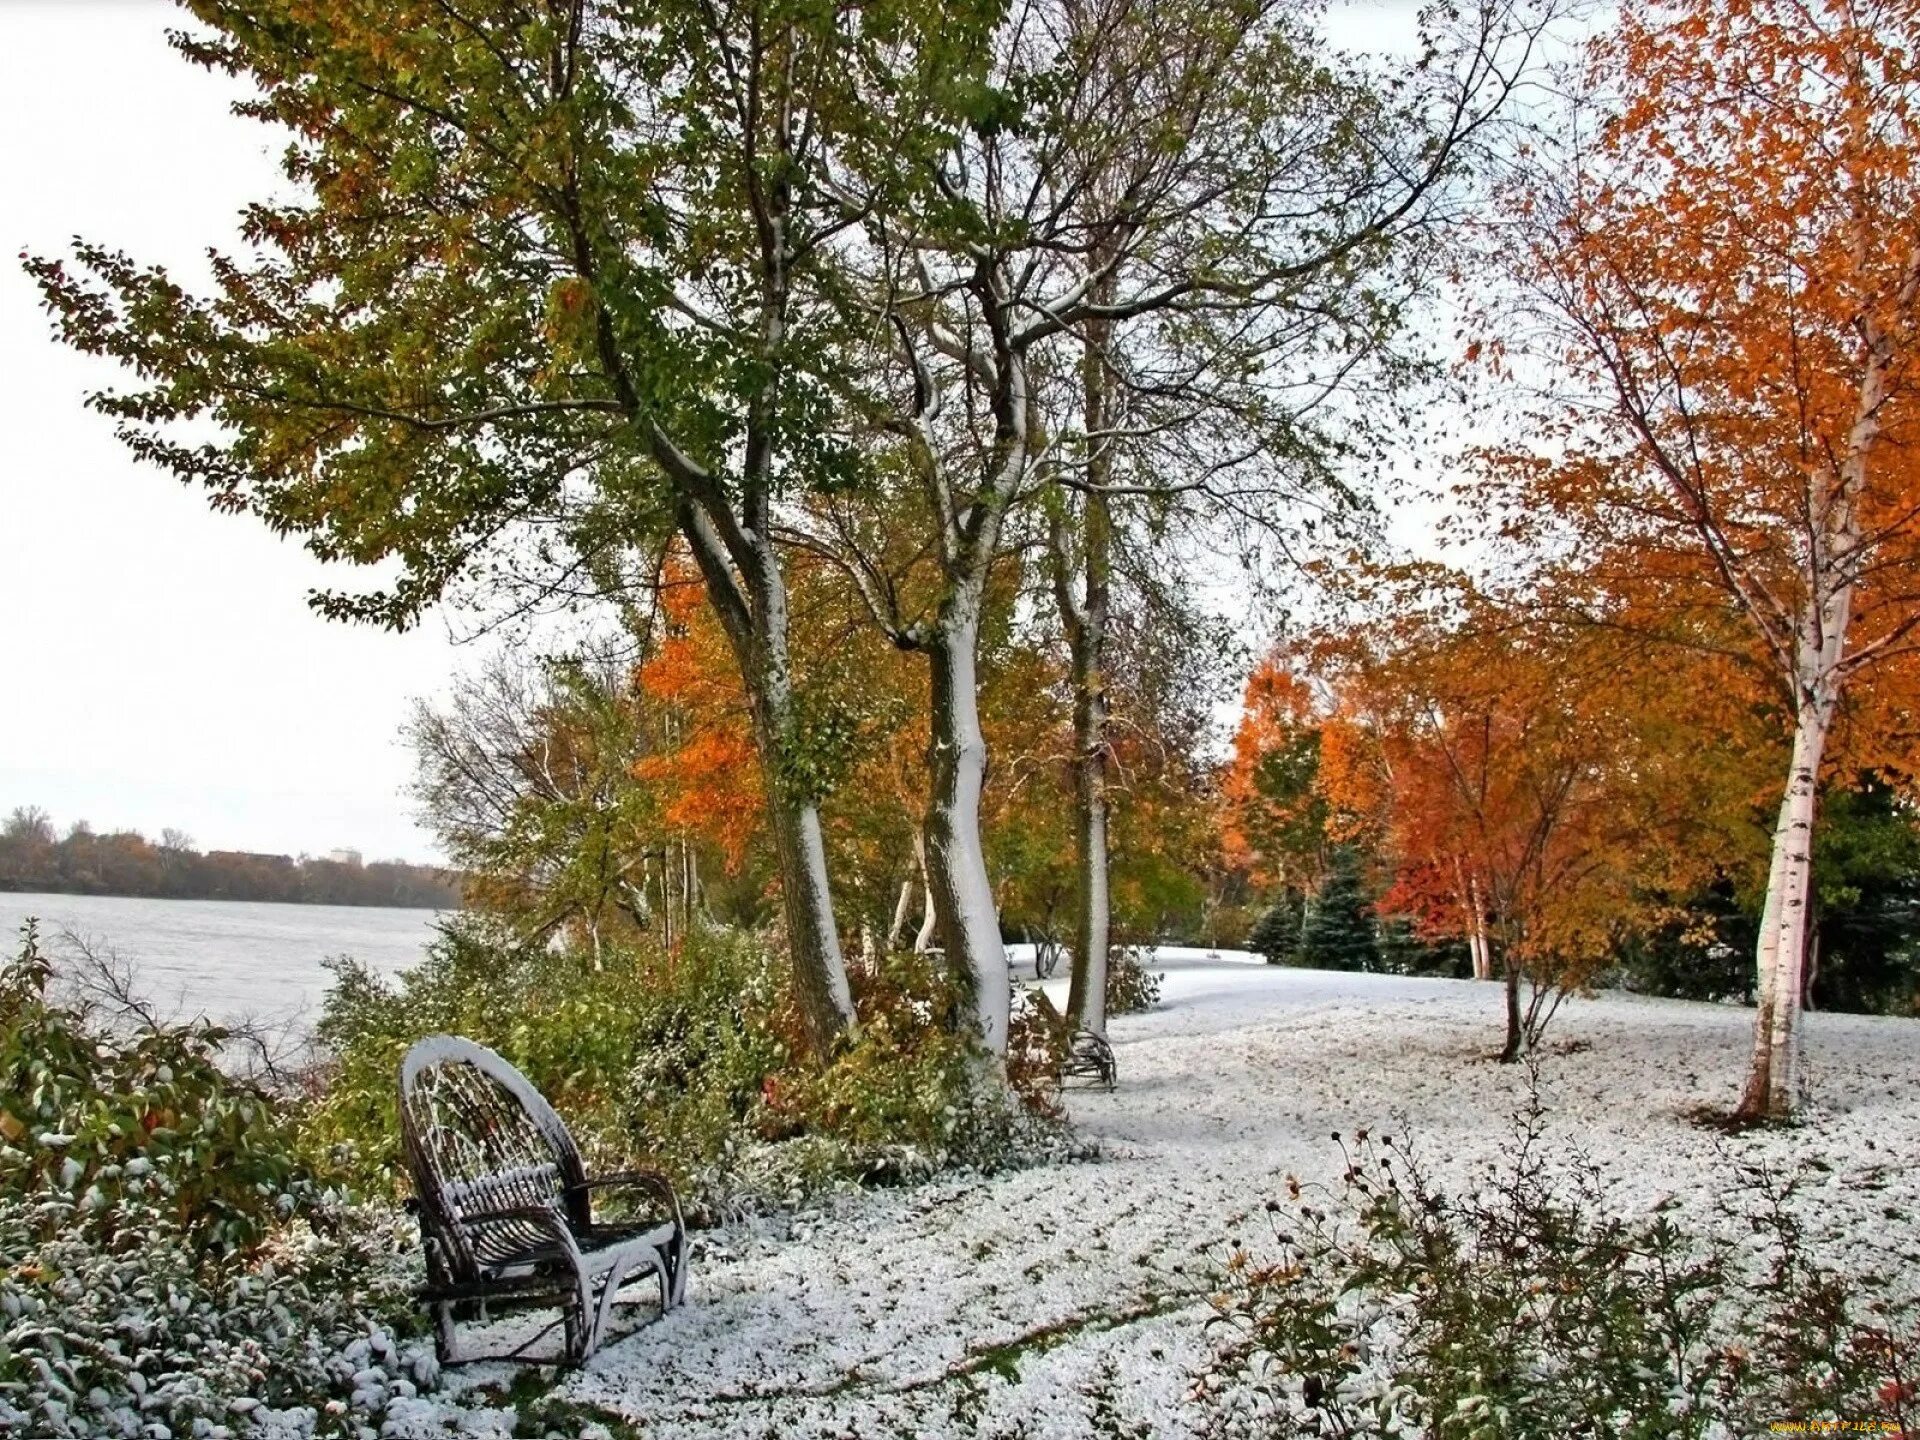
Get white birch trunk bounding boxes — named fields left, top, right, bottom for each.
left=1747, top=690, right=1835, bottom=1117
left=1471, top=877, right=1492, bottom=981
left=913, top=831, right=938, bottom=953
left=887, top=876, right=915, bottom=952
left=1730, top=246, right=1900, bottom=1116
left=925, top=604, right=1011, bottom=1058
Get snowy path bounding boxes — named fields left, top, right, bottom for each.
left=435, top=956, right=1920, bottom=1439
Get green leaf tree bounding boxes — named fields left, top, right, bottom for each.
left=24, top=0, right=986, bottom=1049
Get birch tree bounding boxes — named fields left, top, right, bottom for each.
left=811, top=0, right=1543, bottom=1053
left=1487, top=0, right=1920, bottom=1117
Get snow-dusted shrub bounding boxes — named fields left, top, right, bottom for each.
left=304, top=918, right=789, bottom=1201
left=1105, top=947, right=1162, bottom=1015
left=1200, top=1089, right=1918, bottom=1438
left=306, top=921, right=1064, bottom=1218
left=1006, top=988, right=1072, bottom=1115
left=763, top=950, right=1069, bottom=1187
left=0, top=1193, right=431, bottom=1439
left=0, top=923, right=304, bottom=1257
left=0, top=923, right=431, bottom=1438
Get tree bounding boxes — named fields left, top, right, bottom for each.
left=1804, top=774, right=1920, bottom=1015
left=1025, top=0, right=1553, bottom=1039
left=1486, top=0, right=1920, bottom=1115
left=408, top=648, right=665, bottom=963
left=3, top=809, right=53, bottom=846
left=1222, top=661, right=1334, bottom=906
left=22, top=0, right=1021, bottom=1050
left=804, top=0, right=1545, bottom=1054
left=1309, top=573, right=1694, bottom=1060
left=1297, top=845, right=1379, bottom=973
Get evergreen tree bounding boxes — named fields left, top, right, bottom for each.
left=1376, top=916, right=1471, bottom=978
left=1248, top=892, right=1305, bottom=966
left=1298, top=847, right=1379, bottom=973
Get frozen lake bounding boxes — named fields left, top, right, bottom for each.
left=0, top=890, right=441, bottom=1024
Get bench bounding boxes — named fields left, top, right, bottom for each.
left=1061, top=1027, right=1117, bottom=1090
left=398, top=1035, right=688, bottom=1366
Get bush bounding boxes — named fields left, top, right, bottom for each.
left=1106, top=947, right=1162, bottom=1015
left=1199, top=1082, right=1919, bottom=1438
left=305, top=918, right=1063, bottom=1216
left=0, top=924, right=305, bottom=1257
left=303, top=919, right=788, bottom=1201
left=0, top=1193, right=429, bottom=1440
left=763, top=950, right=1066, bottom=1190
left=0, top=923, right=428, bottom=1439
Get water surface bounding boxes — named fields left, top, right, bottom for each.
left=0, top=891, right=440, bottom=1025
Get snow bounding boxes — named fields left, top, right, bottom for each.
left=408, top=953, right=1920, bottom=1438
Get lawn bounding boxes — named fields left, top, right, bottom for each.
left=378, top=954, right=1920, bottom=1439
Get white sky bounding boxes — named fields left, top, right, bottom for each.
left=0, top=0, right=1432, bottom=866
left=0, top=1, right=465, bottom=864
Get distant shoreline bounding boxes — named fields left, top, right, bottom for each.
left=1, top=816, right=462, bottom=909
left=0, top=884, right=452, bottom=911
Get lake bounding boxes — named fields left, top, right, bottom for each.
left=0, top=891, right=442, bottom=1025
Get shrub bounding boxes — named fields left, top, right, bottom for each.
left=305, top=919, right=1063, bottom=1216
left=1007, top=987, right=1072, bottom=1114
left=0, top=1192, right=429, bottom=1440
left=1199, top=1082, right=1919, bottom=1438
left=303, top=918, right=787, bottom=1197
left=1247, top=900, right=1301, bottom=966
left=1106, top=947, right=1162, bottom=1015
left=0, top=923, right=429, bottom=1439
left=762, top=950, right=1066, bottom=1188
left=0, top=923, right=305, bottom=1256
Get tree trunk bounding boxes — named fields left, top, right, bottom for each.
left=1801, top=914, right=1820, bottom=1013
left=1454, top=857, right=1491, bottom=980
left=759, top=750, right=858, bottom=1048
left=1498, top=950, right=1522, bottom=1063
left=1469, top=875, right=1492, bottom=981
left=924, top=604, right=1011, bottom=1059
left=1067, top=744, right=1111, bottom=1036
left=887, top=875, right=915, bottom=952
left=679, top=506, right=857, bottom=1053
left=1061, top=313, right=1115, bottom=1038
left=913, top=831, right=938, bottom=953
left=1735, top=697, right=1833, bottom=1120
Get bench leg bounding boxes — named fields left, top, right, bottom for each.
left=656, top=1226, right=687, bottom=1310
left=562, top=1289, right=591, bottom=1365
left=432, top=1301, right=457, bottom=1365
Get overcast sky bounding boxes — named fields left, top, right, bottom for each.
left=0, top=0, right=1431, bottom=868
left=1, top=1, right=468, bottom=863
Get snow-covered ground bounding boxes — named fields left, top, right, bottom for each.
left=400, top=953, right=1920, bottom=1439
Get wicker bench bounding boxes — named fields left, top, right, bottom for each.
left=398, top=1035, right=688, bottom=1366
left=1061, top=1027, right=1117, bottom=1090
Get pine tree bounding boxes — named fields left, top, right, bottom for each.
left=1298, top=848, right=1379, bottom=972
left=1248, top=892, right=1305, bottom=966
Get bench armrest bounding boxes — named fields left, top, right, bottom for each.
left=571, top=1169, right=685, bottom=1232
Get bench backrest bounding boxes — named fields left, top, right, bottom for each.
left=398, top=1036, right=589, bottom=1278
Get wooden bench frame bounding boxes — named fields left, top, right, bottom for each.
left=398, top=1035, right=688, bottom=1366
left=1061, top=1027, right=1117, bottom=1090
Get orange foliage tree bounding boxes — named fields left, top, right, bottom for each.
left=1304, top=573, right=1716, bottom=1059
left=1483, top=0, right=1920, bottom=1115
left=1220, top=662, right=1332, bottom=899
left=635, top=562, right=768, bottom=880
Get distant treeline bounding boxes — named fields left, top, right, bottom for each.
left=0, top=806, right=461, bottom=909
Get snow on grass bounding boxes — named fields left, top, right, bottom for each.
left=416, top=954, right=1920, bottom=1438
